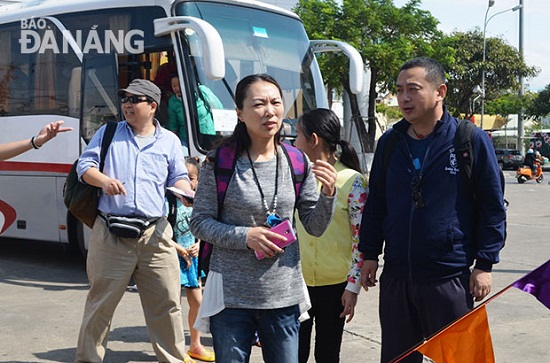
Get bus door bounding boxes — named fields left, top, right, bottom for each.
left=80, top=52, right=121, bottom=145
left=154, top=16, right=225, bottom=157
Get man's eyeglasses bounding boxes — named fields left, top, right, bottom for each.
left=120, top=96, right=151, bottom=104
left=412, top=175, right=424, bottom=209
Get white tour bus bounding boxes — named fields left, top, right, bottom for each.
left=0, top=0, right=363, bottom=254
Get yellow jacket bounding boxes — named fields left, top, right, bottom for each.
left=297, top=161, right=367, bottom=293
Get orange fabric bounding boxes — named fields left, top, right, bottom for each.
left=416, top=306, right=495, bottom=363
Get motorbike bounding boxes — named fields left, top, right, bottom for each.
left=517, top=161, right=544, bottom=183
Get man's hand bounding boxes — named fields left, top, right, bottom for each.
left=102, top=178, right=126, bottom=196
left=470, top=268, right=492, bottom=302
left=360, top=260, right=379, bottom=292
left=173, top=179, right=195, bottom=207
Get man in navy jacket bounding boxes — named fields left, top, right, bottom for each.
left=359, top=57, right=506, bottom=363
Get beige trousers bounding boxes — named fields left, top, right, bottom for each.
left=75, top=217, right=186, bottom=363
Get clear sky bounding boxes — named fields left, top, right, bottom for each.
left=393, top=0, right=549, bottom=91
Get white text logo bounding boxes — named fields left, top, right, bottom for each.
left=19, top=18, right=144, bottom=54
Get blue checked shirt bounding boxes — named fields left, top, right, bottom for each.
left=77, top=120, right=188, bottom=218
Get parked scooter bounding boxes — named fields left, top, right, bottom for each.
left=517, top=161, right=544, bottom=183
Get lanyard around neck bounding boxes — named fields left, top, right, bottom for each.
left=246, top=148, right=279, bottom=218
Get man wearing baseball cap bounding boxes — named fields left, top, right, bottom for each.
left=75, top=79, right=195, bottom=363
left=117, top=78, right=162, bottom=106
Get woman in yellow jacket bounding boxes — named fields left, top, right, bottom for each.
left=295, top=108, right=368, bottom=363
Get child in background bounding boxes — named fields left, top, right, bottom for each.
left=167, top=157, right=215, bottom=363
left=167, top=75, right=189, bottom=155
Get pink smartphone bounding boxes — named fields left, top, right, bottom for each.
left=255, top=219, right=297, bottom=260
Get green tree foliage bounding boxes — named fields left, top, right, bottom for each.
left=434, top=30, right=538, bottom=118
left=527, top=84, right=550, bottom=118
left=294, top=0, right=441, bottom=152
left=376, top=103, right=402, bottom=121
left=295, top=1, right=538, bottom=150
left=293, top=0, right=342, bottom=106
left=485, top=92, right=536, bottom=130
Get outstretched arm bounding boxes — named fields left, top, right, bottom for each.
left=0, top=120, right=72, bottom=161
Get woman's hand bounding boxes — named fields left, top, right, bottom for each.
left=312, top=160, right=337, bottom=197
left=340, top=290, right=358, bottom=323
left=175, top=244, right=192, bottom=269
left=246, top=226, right=287, bottom=259
left=34, top=120, right=73, bottom=147
left=187, top=241, right=200, bottom=258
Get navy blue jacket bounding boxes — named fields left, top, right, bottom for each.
left=358, top=111, right=506, bottom=283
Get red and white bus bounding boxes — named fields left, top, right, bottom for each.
left=0, top=0, right=363, bottom=254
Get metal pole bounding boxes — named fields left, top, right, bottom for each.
left=481, top=3, right=523, bottom=133
left=481, top=1, right=493, bottom=130
left=517, top=0, right=525, bottom=154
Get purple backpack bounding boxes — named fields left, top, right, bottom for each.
left=199, top=142, right=307, bottom=275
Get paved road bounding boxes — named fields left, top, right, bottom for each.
left=1, top=170, right=549, bottom=362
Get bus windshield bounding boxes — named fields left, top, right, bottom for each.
left=176, top=1, right=323, bottom=140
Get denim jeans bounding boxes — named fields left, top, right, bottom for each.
left=210, top=305, right=300, bottom=363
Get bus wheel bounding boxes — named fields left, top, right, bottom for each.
left=67, top=213, right=87, bottom=259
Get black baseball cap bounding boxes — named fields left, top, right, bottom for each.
left=118, top=79, right=162, bottom=106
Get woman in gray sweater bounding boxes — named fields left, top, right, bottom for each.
left=190, top=74, right=337, bottom=363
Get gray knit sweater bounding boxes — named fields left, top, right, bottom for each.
left=190, top=145, right=336, bottom=309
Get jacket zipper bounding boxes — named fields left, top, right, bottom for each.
left=405, top=135, right=434, bottom=282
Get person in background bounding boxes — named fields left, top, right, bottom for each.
left=153, top=61, right=177, bottom=129
left=194, top=82, right=222, bottom=137
left=0, top=120, right=72, bottom=161
left=168, top=74, right=190, bottom=154
left=167, top=74, right=223, bottom=154
left=359, top=57, right=506, bottom=363
left=189, top=74, right=337, bottom=363
left=167, top=156, right=215, bottom=363
left=75, top=79, right=196, bottom=363
left=535, top=150, right=543, bottom=164
left=294, top=108, right=368, bottom=363
left=523, top=148, right=536, bottom=174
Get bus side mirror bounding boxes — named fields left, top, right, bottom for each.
left=311, top=40, right=364, bottom=94
left=154, top=16, right=225, bottom=80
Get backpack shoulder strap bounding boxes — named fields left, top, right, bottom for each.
left=99, top=121, right=117, bottom=172
left=200, top=142, right=238, bottom=277
left=383, top=129, right=400, bottom=178
left=214, top=142, right=238, bottom=211
left=454, top=119, right=475, bottom=182
left=280, top=143, right=307, bottom=198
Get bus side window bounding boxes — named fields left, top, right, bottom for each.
left=33, top=50, right=57, bottom=112
left=68, top=67, right=82, bottom=118
left=1, top=30, right=31, bottom=115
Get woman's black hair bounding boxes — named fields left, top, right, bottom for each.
left=216, top=74, right=284, bottom=156
left=297, top=108, right=362, bottom=174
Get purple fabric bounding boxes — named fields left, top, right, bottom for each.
left=512, top=259, right=550, bottom=310
left=281, top=143, right=305, bottom=196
